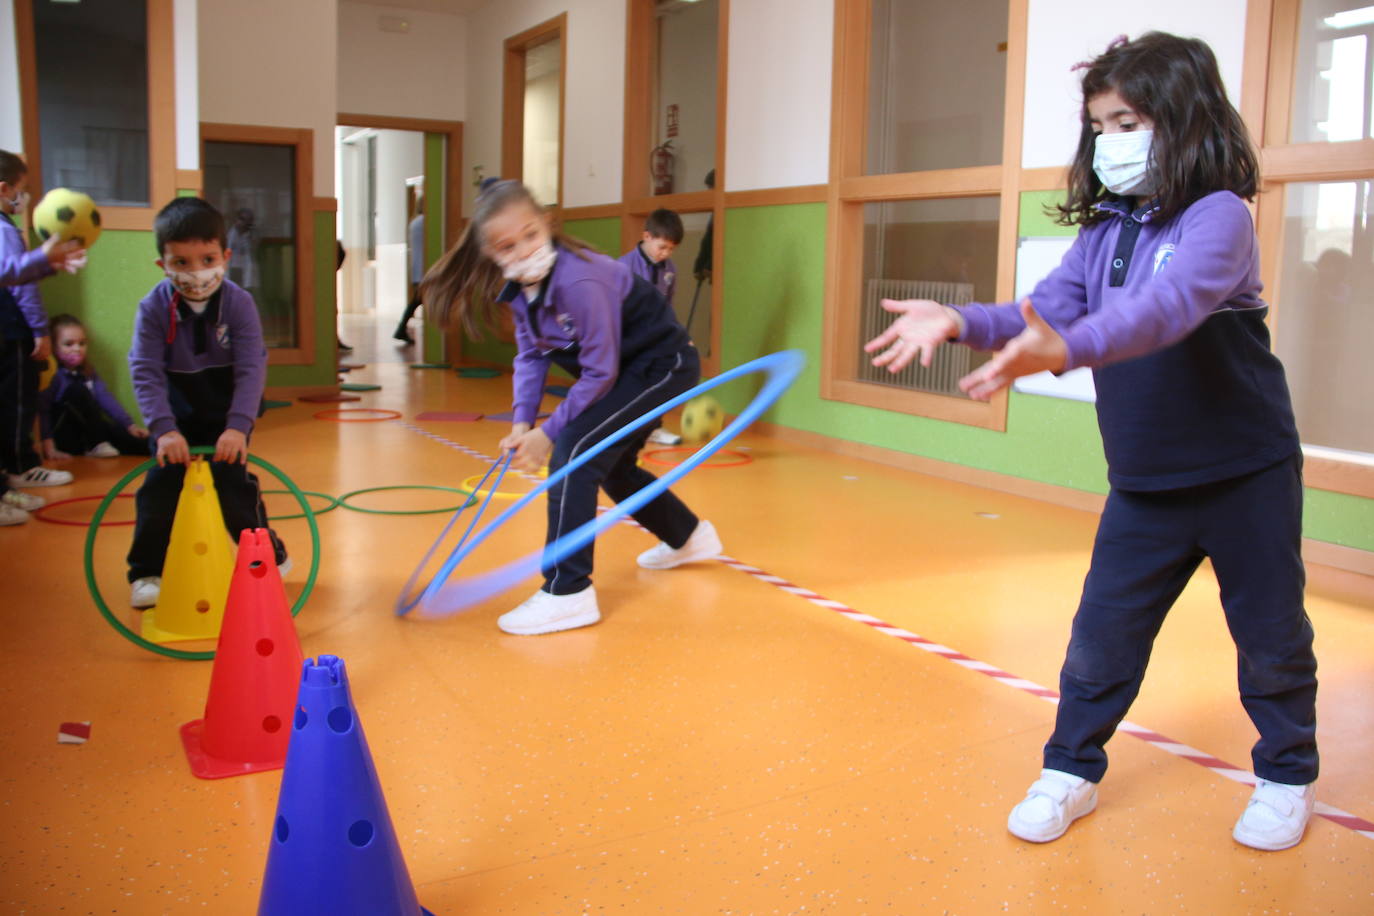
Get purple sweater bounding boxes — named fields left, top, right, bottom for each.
left=128, top=279, right=267, bottom=439
left=958, top=191, right=1298, bottom=490
left=38, top=365, right=135, bottom=437
left=959, top=191, right=1263, bottom=369
left=0, top=215, right=49, bottom=333
left=617, top=245, right=677, bottom=307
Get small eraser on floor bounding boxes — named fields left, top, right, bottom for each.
left=58, top=722, right=91, bottom=744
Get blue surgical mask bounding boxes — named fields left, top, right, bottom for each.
left=1093, top=129, right=1155, bottom=196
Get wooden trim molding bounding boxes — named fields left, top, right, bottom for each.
left=1304, top=452, right=1374, bottom=500
left=201, top=122, right=315, bottom=367
left=625, top=189, right=715, bottom=215
left=1018, top=166, right=1067, bottom=193
left=311, top=197, right=338, bottom=212
left=837, top=166, right=1003, bottom=202
left=1261, top=140, right=1374, bottom=183
left=176, top=169, right=204, bottom=192
left=560, top=203, right=624, bottom=221
left=724, top=185, right=828, bottom=208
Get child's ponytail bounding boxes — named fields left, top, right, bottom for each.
left=420, top=180, right=598, bottom=339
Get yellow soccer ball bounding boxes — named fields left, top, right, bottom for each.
left=680, top=395, right=724, bottom=443
left=32, top=188, right=102, bottom=247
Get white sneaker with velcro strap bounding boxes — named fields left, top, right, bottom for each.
left=8, top=466, right=74, bottom=487
left=1233, top=778, right=1315, bottom=851
left=636, top=520, right=722, bottom=570
left=85, top=441, right=119, bottom=458
left=1007, top=768, right=1098, bottom=842
left=2, top=489, right=45, bottom=511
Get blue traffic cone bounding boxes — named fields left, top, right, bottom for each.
left=258, top=655, right=435, bottom=915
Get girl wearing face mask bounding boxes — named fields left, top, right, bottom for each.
left=38, top=314, right=149, bottom=460
left=422, top=181, right=720, bottom=636
left=867, top=34, right=1316, bottom=852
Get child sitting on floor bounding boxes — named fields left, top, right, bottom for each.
left=39, top=314, right=149, bottom=459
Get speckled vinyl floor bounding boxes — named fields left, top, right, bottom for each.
left=1, top=350, right=1372, bottom=914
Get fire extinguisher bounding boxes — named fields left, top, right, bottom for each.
left=650, top=139, right=675, bottom=196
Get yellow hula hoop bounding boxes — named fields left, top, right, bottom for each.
left=461, top=467, right=547, bottom=500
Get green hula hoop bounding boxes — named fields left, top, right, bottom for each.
left=83, top=447, right=321, bottom=661
left=262, top=488, right=341, bottom=521
left=336, top=484, right=476, bottom=516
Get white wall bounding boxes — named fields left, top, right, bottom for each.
left=1021, top=0, right=1250, bottom=168
left=0, top=0, right=21, bottom=153
left=199, top=0, right=337, bottom=196
left=657, top=0, right=717, bottom=194
left=174, top=0, right=198, bottom=171
left=522, top=68, right=562, bottom=205
left=725, top=0, right=833, bottom=190
left=338, top=1, right=467, bottom=121
left=464, top=0, right=625, bottom=210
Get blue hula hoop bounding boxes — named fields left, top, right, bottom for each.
left=398, top=349, right=806, bottom=618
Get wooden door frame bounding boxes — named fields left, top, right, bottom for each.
left=502, top=14, right=568, bottom=208
left=200, top=122, right=316, bottom=366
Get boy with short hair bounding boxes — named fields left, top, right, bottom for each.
left=618, top=208, right=683, bottom=308
left=0, top=150, right=85, bottom=511
left=125, top=197, right=286, bottom=608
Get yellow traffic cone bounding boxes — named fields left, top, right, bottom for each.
left=142, top=459, right=236, bottom=644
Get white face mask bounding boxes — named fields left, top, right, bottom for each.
left=5, top=190, right=29, bottom=213
left=167, top=265, right=226, bottom=302
left=499, top=243, right=557, bottom=286
left=1093, top=129, right=1155, bottom=196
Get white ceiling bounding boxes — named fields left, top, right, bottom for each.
left=340, top=0, right=487, bottom=16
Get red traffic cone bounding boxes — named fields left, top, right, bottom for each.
left=180, top=528, right=304, bottom=779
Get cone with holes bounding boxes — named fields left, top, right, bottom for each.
left=179, top=529, right=304, bottom=779
left=141, top=459, right=236, bottom=643
left=258, top=655, right=435, bottom=915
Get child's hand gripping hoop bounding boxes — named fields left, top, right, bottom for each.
left=397, top=350, right=806, bottom=618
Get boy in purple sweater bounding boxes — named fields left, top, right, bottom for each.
left=125, top=197, right=286, bottom=609
left=617, top=208, right=682, bottom=308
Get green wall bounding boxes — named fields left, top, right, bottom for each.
left=422, top=133, right=446, bottom=364
left=716, top=200, right=1374, bottom=551
left=565, top=216, right=622, bottom=255
left=263, top=209, right=337, bottom=388
left=38, top=228, right=164, bottom=415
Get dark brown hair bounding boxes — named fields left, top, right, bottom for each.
left=644, top=208, right=684, bottom=244
left=0, top=150, right=28, bottom=186
left=420, top=180, right=595, bottom=338
left=154, top=196, right=227, bottom=254
left=1057, top=32, right=1259, bottom=226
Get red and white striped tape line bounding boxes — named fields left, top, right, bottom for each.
left=403, top=419, right=1374, bottom=842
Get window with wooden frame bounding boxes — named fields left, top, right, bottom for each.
left=622, top=0, right=729, bottom=374
left=823, top=0, right=1027, bottom=430
left=1246, top=0, right=1374, bottom=498
left=503, top=15, right=567, bottom=209
left=13, top=0, right=175, bottom=230
left=200, top=124, right=315, bottom=366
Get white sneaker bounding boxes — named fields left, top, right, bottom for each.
left=130, top=577, right=161, bottom=610
left=648, top=428, right=682, bottom=445
left=8, top=466, right=74, bottom=487
left=1233, top=779, right=1315, bottom=851
left=498, top=586, right=600, bottom=635
left=2, top=489, right=45, bottom=511
left=0, top=502, right=29, bottom=526
left=1008, top=768, right=1098, bottom=843
left=636, top=520, right=722, bottom=570
left=85, top=441, right=119, bottom=458
left=278, top=556, right=293, bottom=576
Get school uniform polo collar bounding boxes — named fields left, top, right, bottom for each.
left=1095, top=197, right=1162, bottom=223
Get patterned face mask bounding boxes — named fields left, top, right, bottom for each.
left=499, top=243, right=557, bottom=286
left=166, top=265, right=225, bottom=302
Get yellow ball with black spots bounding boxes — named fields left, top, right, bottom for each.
left=680, top=395, right=724, bottom=443
left=33, top=188, right=102, bottom=248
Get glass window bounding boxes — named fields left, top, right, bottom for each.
left=523, top=36, right=562, bottom=206
left=856, top=196, right=998, bottom=394
left=33, top=0, right=150, bottom=205
left=866, top=0, right=1008, bottom=174
left=1274, top=180, right=1374, bottom=453
left=203, top=142, right=299, bottom=350
left=652, top=0, right=718, bottom=195
left=1290, top=1, right=1374, bottom=143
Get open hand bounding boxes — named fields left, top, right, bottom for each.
left=41, top=237, right=85, bottom=273
left=863, top=299, right=961, bottom=372
left=958, top=299, right=1067, bottom=401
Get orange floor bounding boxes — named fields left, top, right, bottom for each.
left=2, top=317, right=1372, bottom=914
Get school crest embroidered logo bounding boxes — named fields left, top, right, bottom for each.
left=555, top=313, right=577, bottom=338
left=1153, top=243, right=1176, bottom=276
left=216, top=324, right=230, bottom=348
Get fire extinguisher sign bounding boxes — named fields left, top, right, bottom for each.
left=666, top=104, right=680, bottom=139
